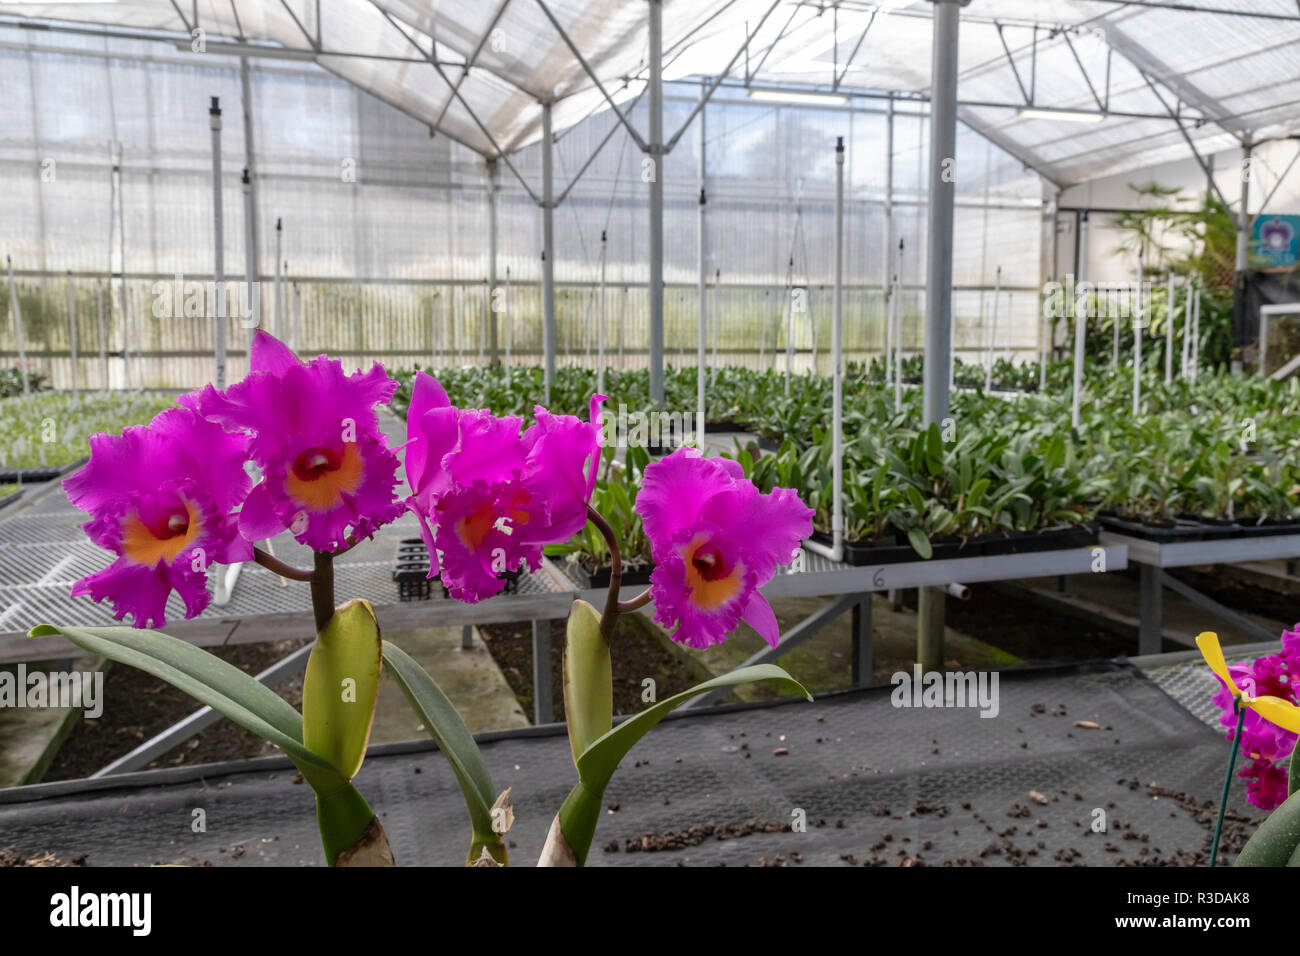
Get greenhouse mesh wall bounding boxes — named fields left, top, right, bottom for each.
left=0, top=29, right=1046, bottom=390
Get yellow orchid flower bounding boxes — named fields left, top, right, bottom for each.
left=1196, top=631, right=1300, bottom=735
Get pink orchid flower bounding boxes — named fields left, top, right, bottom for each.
left=404, top=370, right=605, bottom=603
left=197, top=331, right=404, bottom=552
left=636, top=448, right=812, bottom=649
left=1209, top=626, right=1300, bottom=810
left=64, top=400, right=254, bottom=628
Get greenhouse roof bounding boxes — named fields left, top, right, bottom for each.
left=1, top=0, right=1297, bottom=187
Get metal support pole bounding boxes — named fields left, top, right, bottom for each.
left=209, top=97, right=226, bottom=389
left=274, top=217, right=283, bottom=338
left=240, top=56, right=260, bottom=340
left=893, top=239, right=904, bottom=412
left=1191, top=284, right=1202, bottom=380
left=65, top=272, right=77, bottom=395
left=1139, top=563, right=1163, bottom=656
left=599, top=230, right=607, bottom=396
left=96, top=282, right=107, bottom=390
left=114, top=142, right=131, bottom=389
left=1235, top=141, right=1253, bottom=344
left=851, top=596, right=873, bottom=688
left=541, top=102, right=555, bottom=403
left=1133, top=256, right=1143, bottom=415
left=984, top=265, right=1001, bottom=391
left=1164, top=270, right=1174, bottom=384
left=242, top=167, right=257, bottom=348
left=487, top=158, right=499, bottom=363
left=648, top=0, right=665, bottom=406
left=505, top=266, right=512, bottom=385
left=785, top=256, right=794, bottom=395
left=918, top=0, right=963, bottom=675
left=697, top=113, right=707, bottom=440
left=292, top=283, right=301, bottom=353
left=1181, top=275, right=1193, bottom=377
left=5, top=256, right=29, bottom=397
left=461, top=624, right=473, bottom=650
left=883, top=94, right=894, bottom=380
left=1072, top=211, right=1088, bottom=430
left=531, top=618, right=552, bottom=724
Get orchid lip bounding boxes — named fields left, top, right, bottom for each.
left=293, top=446, right=342, bottom=480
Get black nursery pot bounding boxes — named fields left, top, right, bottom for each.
left=1236, top=518, right=1300, bottom=538
left=588, top=564, right=655, bottom=589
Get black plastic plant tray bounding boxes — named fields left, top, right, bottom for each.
left=0, top=490, right=21, bottom=511
left=811, top=531, right=917, bottom=566
left=1096, top=514, right=1210, bottom=543
left=704, top=419, right=748, bottom=433
left=1234, top=520, right=1300, bottom=538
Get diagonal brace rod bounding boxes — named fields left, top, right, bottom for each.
left=533, top=0, right=647, bottom=152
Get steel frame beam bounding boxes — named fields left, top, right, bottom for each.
left=664, top=0, right=780, bottom=153
left=429, top=0, right=513, bottom=135
left=833, top=8, right=876, bottom=92
left=372, top=2, right=541, bottom=201
left=533, top=0, right=647, bottom=152
left=1138, top=69, right=1232, bottom=211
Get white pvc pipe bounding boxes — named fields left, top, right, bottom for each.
left=784, top=256, right=793, bottom=396
left=504, top=267, right=512, bottom=387
left=1072, top=213, right=1088, bottom=430
left=696, top=78, right=706, bottom=431
left=5, top=256, right=29, bottom=398
left=241, top=166, right=256, bottom=356
left=209, top=98, right=225, bottom=389
left=292, top=283, right=301, bottom=354
left=893, top=238, right=904, bottom=413
left=273, top=218, right=283, bottom=339
left=96, top=282, right=107, bottom=390
left=1164, top=270, right=1174, bottom=384
left=883, top=93, right=894, bottom=387
left=1191, top=286, right=1202, bottom=381
left=985, top=264, right=1001, bottom=391
left=1132, top=260, right=1143, bottom=416
left=480, top=279, right=488, bottom=361
left=805, top=137, right=845, bottom=564
left=66, top=272, right=78, bottom=397
left=1181, top=276, right=1193, bottom=377
left=599, top=231, right=607, bottom=397
left=711, top=269, right=720, bottom=373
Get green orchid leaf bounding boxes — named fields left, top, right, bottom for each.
left=30, top=622, right=381, bottom=866
left=557, top=664, right=810, bottom=864
left=302, top=599, right=382, bottom=782
left=1235, top=788, right=1300, bottom=866
left=564, top=599, right=613, bottom=766
left=382, top=640, right=507, bottom=864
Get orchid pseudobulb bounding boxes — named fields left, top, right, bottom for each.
left=404, top=370, right=605, bottom=603
left=636, top=447, right=813, bottom=649
left=197, top=331, right=404, bottom=551
left=64, top=400, right=253, bottom=628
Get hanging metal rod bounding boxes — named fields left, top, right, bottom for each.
left=430, top=0, right=513, bottom=135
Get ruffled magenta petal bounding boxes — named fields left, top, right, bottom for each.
left=741, top=591, right=780, bottom=648
left=237, top=482, right=286, bottom=541
left=71, top=558, right=192, bottom=629
left=519, top=407, right=602, bottom=544
left=637, top=448, right=724, bottom=555
left=250, top=330, right=300, bottom=375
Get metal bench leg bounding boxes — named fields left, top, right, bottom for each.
left=531, top=619, right=552, bottom=725
left=1139, top=563, right=1163, bottom=655
left=851, top=596, right=873, bottom=688
left=460, top=624, right=473, bottom=649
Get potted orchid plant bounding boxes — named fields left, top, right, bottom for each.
left=31, top=331, right=814, bottom=867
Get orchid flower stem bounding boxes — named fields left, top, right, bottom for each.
left=252, top=547, right=315, bottom=583
left=311, top=551, right=335, bottom=634
left=1210, top=695, right=1246, bottom=868
left=587, top=504, right=621, bottom=643
left=617, top=589, right=652, bottom=615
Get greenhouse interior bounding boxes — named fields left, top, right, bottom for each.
left=2, top=0, right=1300, bottom=896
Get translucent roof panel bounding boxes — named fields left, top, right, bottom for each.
left=1, top=0, right=1297, bottom=186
